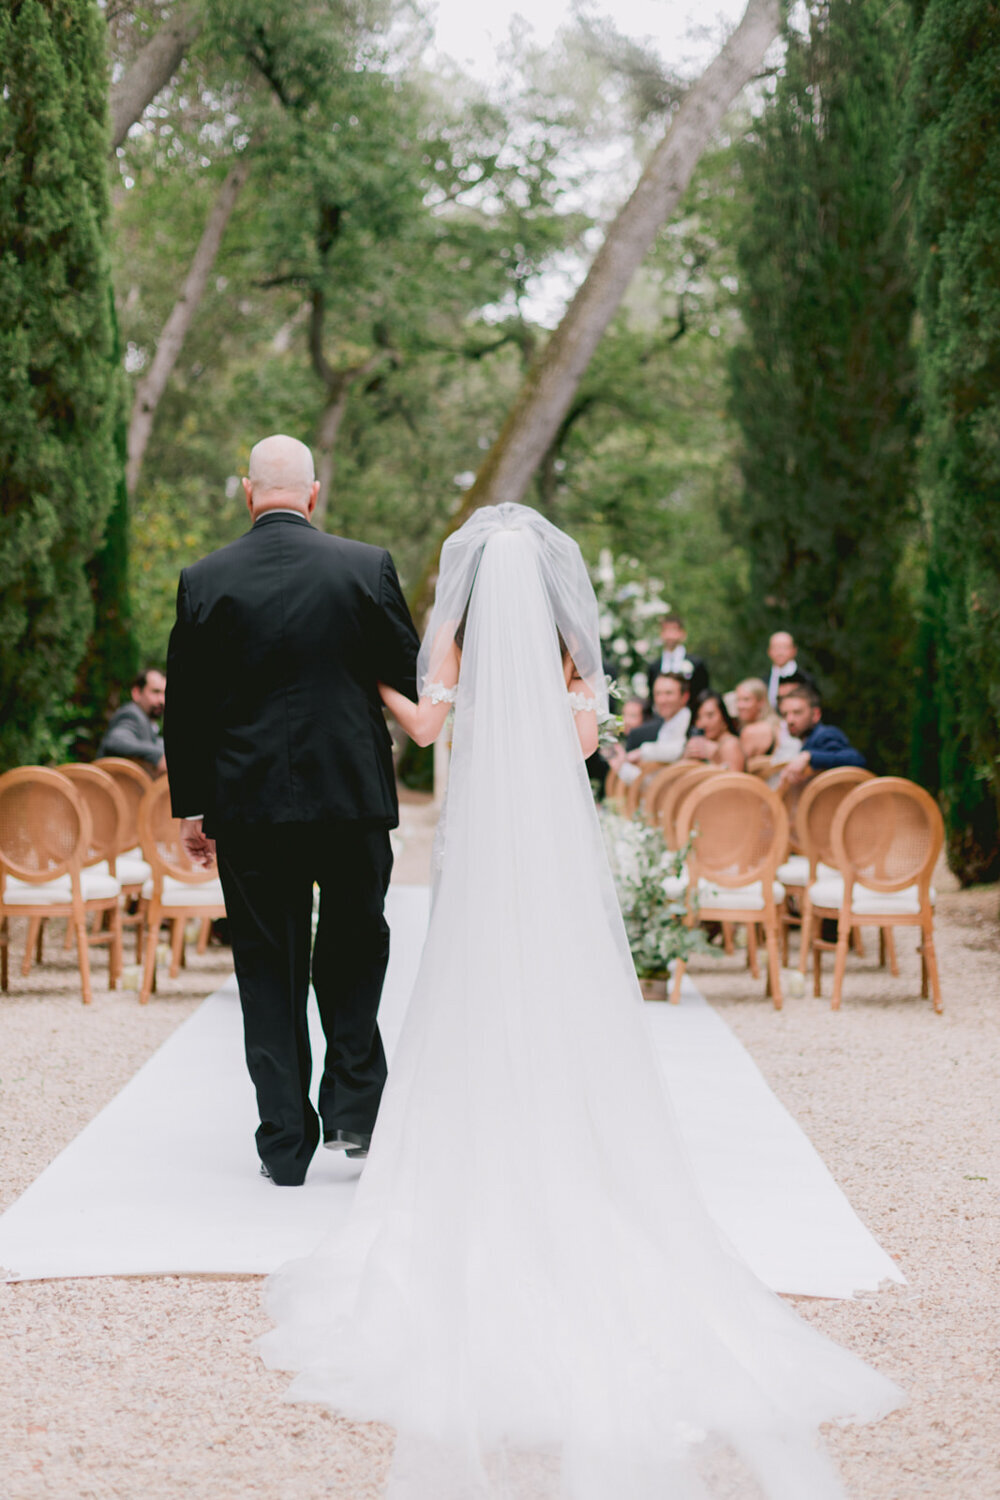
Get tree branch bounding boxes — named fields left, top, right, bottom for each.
left=109, top=3, right=203, bottom=150
left=126, top=157, right=251, bottom=493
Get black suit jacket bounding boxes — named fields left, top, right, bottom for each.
left=625, top=717, right=663, bottom=753
left=645, top=653, right=709, bottom=704
left=165, top=512, right=420, bottom=832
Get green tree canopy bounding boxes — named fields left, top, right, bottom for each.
left=904, top=0, right=1000, bottom=881
left=0, top=0, right=127, bottom=767
left=727, top=0, right=917, bottom=771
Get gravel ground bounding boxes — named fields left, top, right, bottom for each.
left=0, top=797, right=997, bottom=1500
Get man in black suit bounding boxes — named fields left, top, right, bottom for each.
left=645, top=613, right=709, bottom=704
left=762, top=631, right=817, bottom=707
left=165, top=435, right=420, bottom=1186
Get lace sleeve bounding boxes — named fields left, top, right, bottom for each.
left=567, top=690, right=597, bottom=714
left=425, top=682, right=458, bottom=705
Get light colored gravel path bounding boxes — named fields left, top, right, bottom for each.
left=1, top=803, right=997, bottom=1499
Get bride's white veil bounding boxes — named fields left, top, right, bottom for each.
left=417, top=502, right=609, bottom=716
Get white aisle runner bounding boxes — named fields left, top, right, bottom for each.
left=0, top=887, right=903, bottom=1297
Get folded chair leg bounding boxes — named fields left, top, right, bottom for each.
left=670, top=958, right=686, bottom=1005
left=765, top=921, right=783, bottom=1010
left=169, top=917, right=185, bottom=979
left=746, top=922, right=760, bottom=980
left=831, top=923, right=851, bottom=1011
left=885, top=928, right=899, bottom=977
left=109, top=905, right=123, bottom=989
left=922, top=919, right=942, bottom=1013
left=1, top=916, right=8, bottom=991
left=722, top=922, right=735, bottom=956
left=197, top=917, right=211, bottom=955
left=22, top=916, right=42, bottom=976
left=852, top=926, right=865, bottom=955
left=139, top=901, right=161, bottom=1004
left=920, top=940, right=928, bottom=999
left=878, top=927, right=886, bottom=968
left=74, top=914, right=93, bottom=1006
left=798, top=900, right=813, bottom=976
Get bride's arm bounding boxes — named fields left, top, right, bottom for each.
left=565, top=661, right=600, bottom=758
left=379, top=640, right=460, bottom=748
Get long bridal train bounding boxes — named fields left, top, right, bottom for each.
left=260, top=506, right=903, bottom=1500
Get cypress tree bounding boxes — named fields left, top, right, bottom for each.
left=0, top=1, right=123, bottom=768
left=904, top=0, right=1000, bottom=882
left=728, top=0, right=917, bottom=771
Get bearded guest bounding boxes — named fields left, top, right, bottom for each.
left=98, top=668, right=166, bottom=774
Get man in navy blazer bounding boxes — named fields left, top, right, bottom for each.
left=777, top=685, right=866, bottom=789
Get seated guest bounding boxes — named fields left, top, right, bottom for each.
left=777, top=685, right=865, bottom=789
left=646, top=613, right=709, bottom=703
left=620, top=696, right=646, bottom=737
left=98, top=668, right=166, bottom=774
left=608, top=672, right=691, bottom=784
left=734, top=678, right=783, bottom=758
left=684, top=691, right=745, bottom=772
left=763, top=631, right=816, bottom=707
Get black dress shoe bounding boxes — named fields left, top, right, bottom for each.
left=260, top=1161, right=305, bottom=1185
left=324, top=1128, right=371, bottom=1160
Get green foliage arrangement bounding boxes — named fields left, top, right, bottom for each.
left=0, top=0, right=126, bottom=768
left=599, top=809, right=707, bottom=979
left=728, top=0, right=917, bottom=773
left=903, top=0, right=1000, bottom=882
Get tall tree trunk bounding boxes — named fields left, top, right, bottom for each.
left=410, top=0, right=781, bottom=618
left=109, top=3, right=203, bottom=151
left=126, top=158, right=249, bottom=495
left=313, top=350, right=387, bottom=526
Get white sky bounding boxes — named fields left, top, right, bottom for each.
left=426, top=0, right=752, bottom=83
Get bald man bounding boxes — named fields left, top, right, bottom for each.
left=762, top=631, right=816, bottom=707
left=165, top=435, right=420, bottom=1185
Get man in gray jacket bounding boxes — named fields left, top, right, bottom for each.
left=98, top=669, right=166, bottom=773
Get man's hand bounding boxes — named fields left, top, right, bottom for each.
left=180, top=818, right=217, bottom=870
left=625, top=748, right=643, bottom=765
left=777, top=751, right=812, bottom=789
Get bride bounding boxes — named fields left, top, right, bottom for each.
left=259, top=503, right=902, bottom=1500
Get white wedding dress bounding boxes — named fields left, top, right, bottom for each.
left=260, top=505, right=903, bottom=1499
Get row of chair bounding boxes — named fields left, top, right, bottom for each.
left=605, top=760, right=943, bottom=1012
left=0, top=760, right=226, bottom=1005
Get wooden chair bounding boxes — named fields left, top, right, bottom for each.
left=671, top=773, right=789, bottom=1009
left=643, top=762, right=696, bottom=830
left=137, top=778, right=227, bottom=1003
left=93, top=757, right=154, bottom=957
left=622, top=760, right=671, bottom=820
left=0, top=767, right=122, bottom=1003
left=655, top=763, right=722, bottom=854
left=803, top=777, right=944, bottom=1012
left=782, top=767, right=874, bottom=967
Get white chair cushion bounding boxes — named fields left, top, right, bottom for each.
left=807, top=876, right=936, bottom=917
left=696, top=878, right=785, bottom=913
left=94, top=856, right=152, bottom=885
left=776, top=856, right=838, bottom=888
left=5, top=871, right=121, bottom=904
left=141, top=875, right=226, bottom=908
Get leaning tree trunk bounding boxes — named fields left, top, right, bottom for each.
left=410, top=0, right=781, bottom=619
left=126, top=158, right=250, bottom=495
left=109, top=3, right=203, bottom=151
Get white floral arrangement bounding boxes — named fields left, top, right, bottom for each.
left=590, top=550, right=671, bottom=700
left=598, top=807, right=709, bottom=979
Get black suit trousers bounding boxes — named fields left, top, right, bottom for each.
left=215, top=821, right=393, bottom=1185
